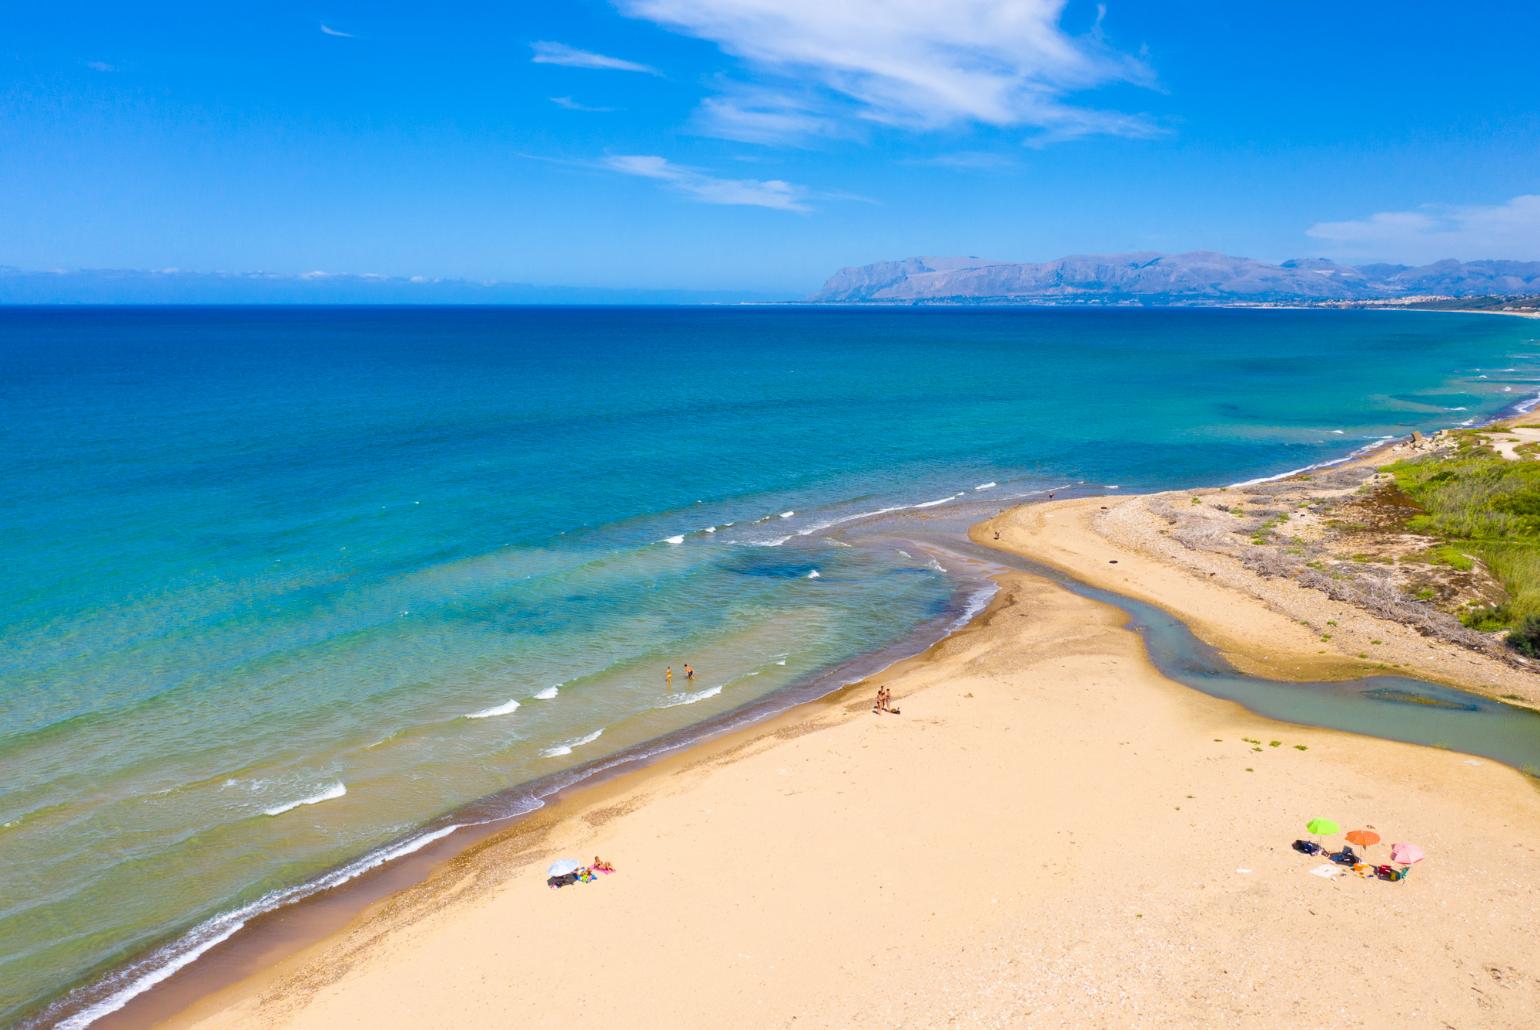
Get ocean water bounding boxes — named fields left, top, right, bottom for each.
left=2, top=306, right=1539, bottom=1025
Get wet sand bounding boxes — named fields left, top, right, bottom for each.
left=158, top=507, right=1540, bottom=1029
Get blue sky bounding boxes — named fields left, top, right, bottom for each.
left=2, top=1, right=1537, bottom=294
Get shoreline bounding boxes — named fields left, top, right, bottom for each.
left=42, top=547, right=1007, bottom=1030
left=42, top=395, right=1540, bottom=1027
left=150, top=524, right=1540, bottom=1028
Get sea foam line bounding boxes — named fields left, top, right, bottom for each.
left=656, top=684, right=724, bottom=709
left=540, top=728, right=604, bottom=758
left=1227, top=435, right=1398, bottom=488
left=45, top=821, right=472, bottom=1029
left=262, top=782, right=346, bottom=817
left=464, top=699, right=521, bottom=719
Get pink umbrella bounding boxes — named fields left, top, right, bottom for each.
left=1390, top=842, right=1425, bottom=865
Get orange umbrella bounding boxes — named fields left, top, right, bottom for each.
left=1345, top=829, right=1380, bottom=856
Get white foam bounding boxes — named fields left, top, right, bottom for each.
left=541, top=728, right=604, bottom=758
left=948, top=583, right=999, bottom=631
left=775, top=659, right=787, bottom=666
left=1331, top=429, right=1345, bottom=435
left=703, top=526, right=717, bottom=533
left=913, top=495, right=958, bottom=509
left=465, top=698, right=521, bottom=719
left=896, top=549, right=911, bottom=558
left=656, top=684, right=724, bottom=708
left=51, top=821, right=468, bottom=1029
left=779, top=510, right=795, bottom=519
left=663, top=534, right=685, bottom=545
left=1104, top=485, right=1121, bottom=490
left=1228, top=434, right=1397, bottom=488
left=927, top=559, right=948, bottom=573
left=533, top=686, right=559, bottom=701
left=806, top=569, right=821, bottom=579
left=974, top=481, right=997, bottom=490
left=262, top=782, right=346, bottom=817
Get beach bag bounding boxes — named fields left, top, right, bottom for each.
left=1292, top=840, right=1321, bottom=855
left=1329, top=848, right=1358, bottom=866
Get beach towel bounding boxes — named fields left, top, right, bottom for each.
left=1309, top=863, right=1343, bottom=879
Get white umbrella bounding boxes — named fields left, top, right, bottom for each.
left=547, top=858, right=582, bottom=877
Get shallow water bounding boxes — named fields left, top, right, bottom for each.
left=4, top=306, right=1540, bottom=1025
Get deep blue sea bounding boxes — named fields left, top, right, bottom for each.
left=3, top=306, right=1539, bottom=1025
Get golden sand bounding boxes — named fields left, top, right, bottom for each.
left=162, top=498, right=1540, bottom=1029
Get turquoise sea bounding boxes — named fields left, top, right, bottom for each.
left=3, top=306, right=1540, bottom=1025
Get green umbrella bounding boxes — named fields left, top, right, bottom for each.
left=1306, top=818, right=1340, bottom=836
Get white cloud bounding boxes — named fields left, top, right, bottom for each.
left=617, top=0, right=1155, bottom=143
left=551, top=96, right=618, bottom=113
left=531, top=41, right=659, bottom=75
left=697, top=95, right=843, bottom=146
left=600, top=154, right=810, bottom=211
left=319, top=23, right=354, bottom=38
left=908, top=151, right=1020, bottom=171
left=1307, top=195, right=1540, bottom=262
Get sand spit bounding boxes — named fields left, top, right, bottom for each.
left=161, top=516, right=1540, bottom=1029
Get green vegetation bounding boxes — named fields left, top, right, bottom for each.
left=1508, top=616, right=1540, bottom=658
left=1386, top=434, right=1540, bottom=638
left=1422, top=543, right=1474, bottom=571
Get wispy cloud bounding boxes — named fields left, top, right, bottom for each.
left=531, top=41, right=659, bottom=75
left=600, top=154, right=810, bottom=212
left=319, top=23, right=354, bottom=38
left=85, top=60, right=115, bottom=72
left=617, top=0, right=1156, bottom=144
left=908, top=151, right=1020, bottom=172
left=1306, top=195, right=1540, bottom=262
left=695, top=93, right=844, bottom=146
left=551, top=96, right=618, bottom=113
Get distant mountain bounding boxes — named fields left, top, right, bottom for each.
left=0, top=267, right=790, bottom=306
left=809, top=251, right=1540, bottom=305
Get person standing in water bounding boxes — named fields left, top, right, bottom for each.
left=684, top=664, right=694, bottom=682
left=665, top=666, right=673, bottom=688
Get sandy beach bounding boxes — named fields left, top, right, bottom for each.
left=151, top=496, right=1540, bottom=1029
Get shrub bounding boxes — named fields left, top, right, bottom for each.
left=1508, top=615, right=1540, bottom=658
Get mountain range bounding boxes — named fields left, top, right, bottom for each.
left=810, top=252, right=1540, bottom=305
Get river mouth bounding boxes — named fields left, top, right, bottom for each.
left=49, top=491, right=1540, bottom=1030
left=915, top=500, right=1540, bottom=777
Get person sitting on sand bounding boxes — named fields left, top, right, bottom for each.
left=592, top=856, right=615, bottom=873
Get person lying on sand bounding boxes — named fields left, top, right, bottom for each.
left=592, top=856, right=616, bottom=873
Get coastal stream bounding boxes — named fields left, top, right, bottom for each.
left=8, top=306, right=1540, bottom=1027
left=932, top=523, right=1540, bottom=775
